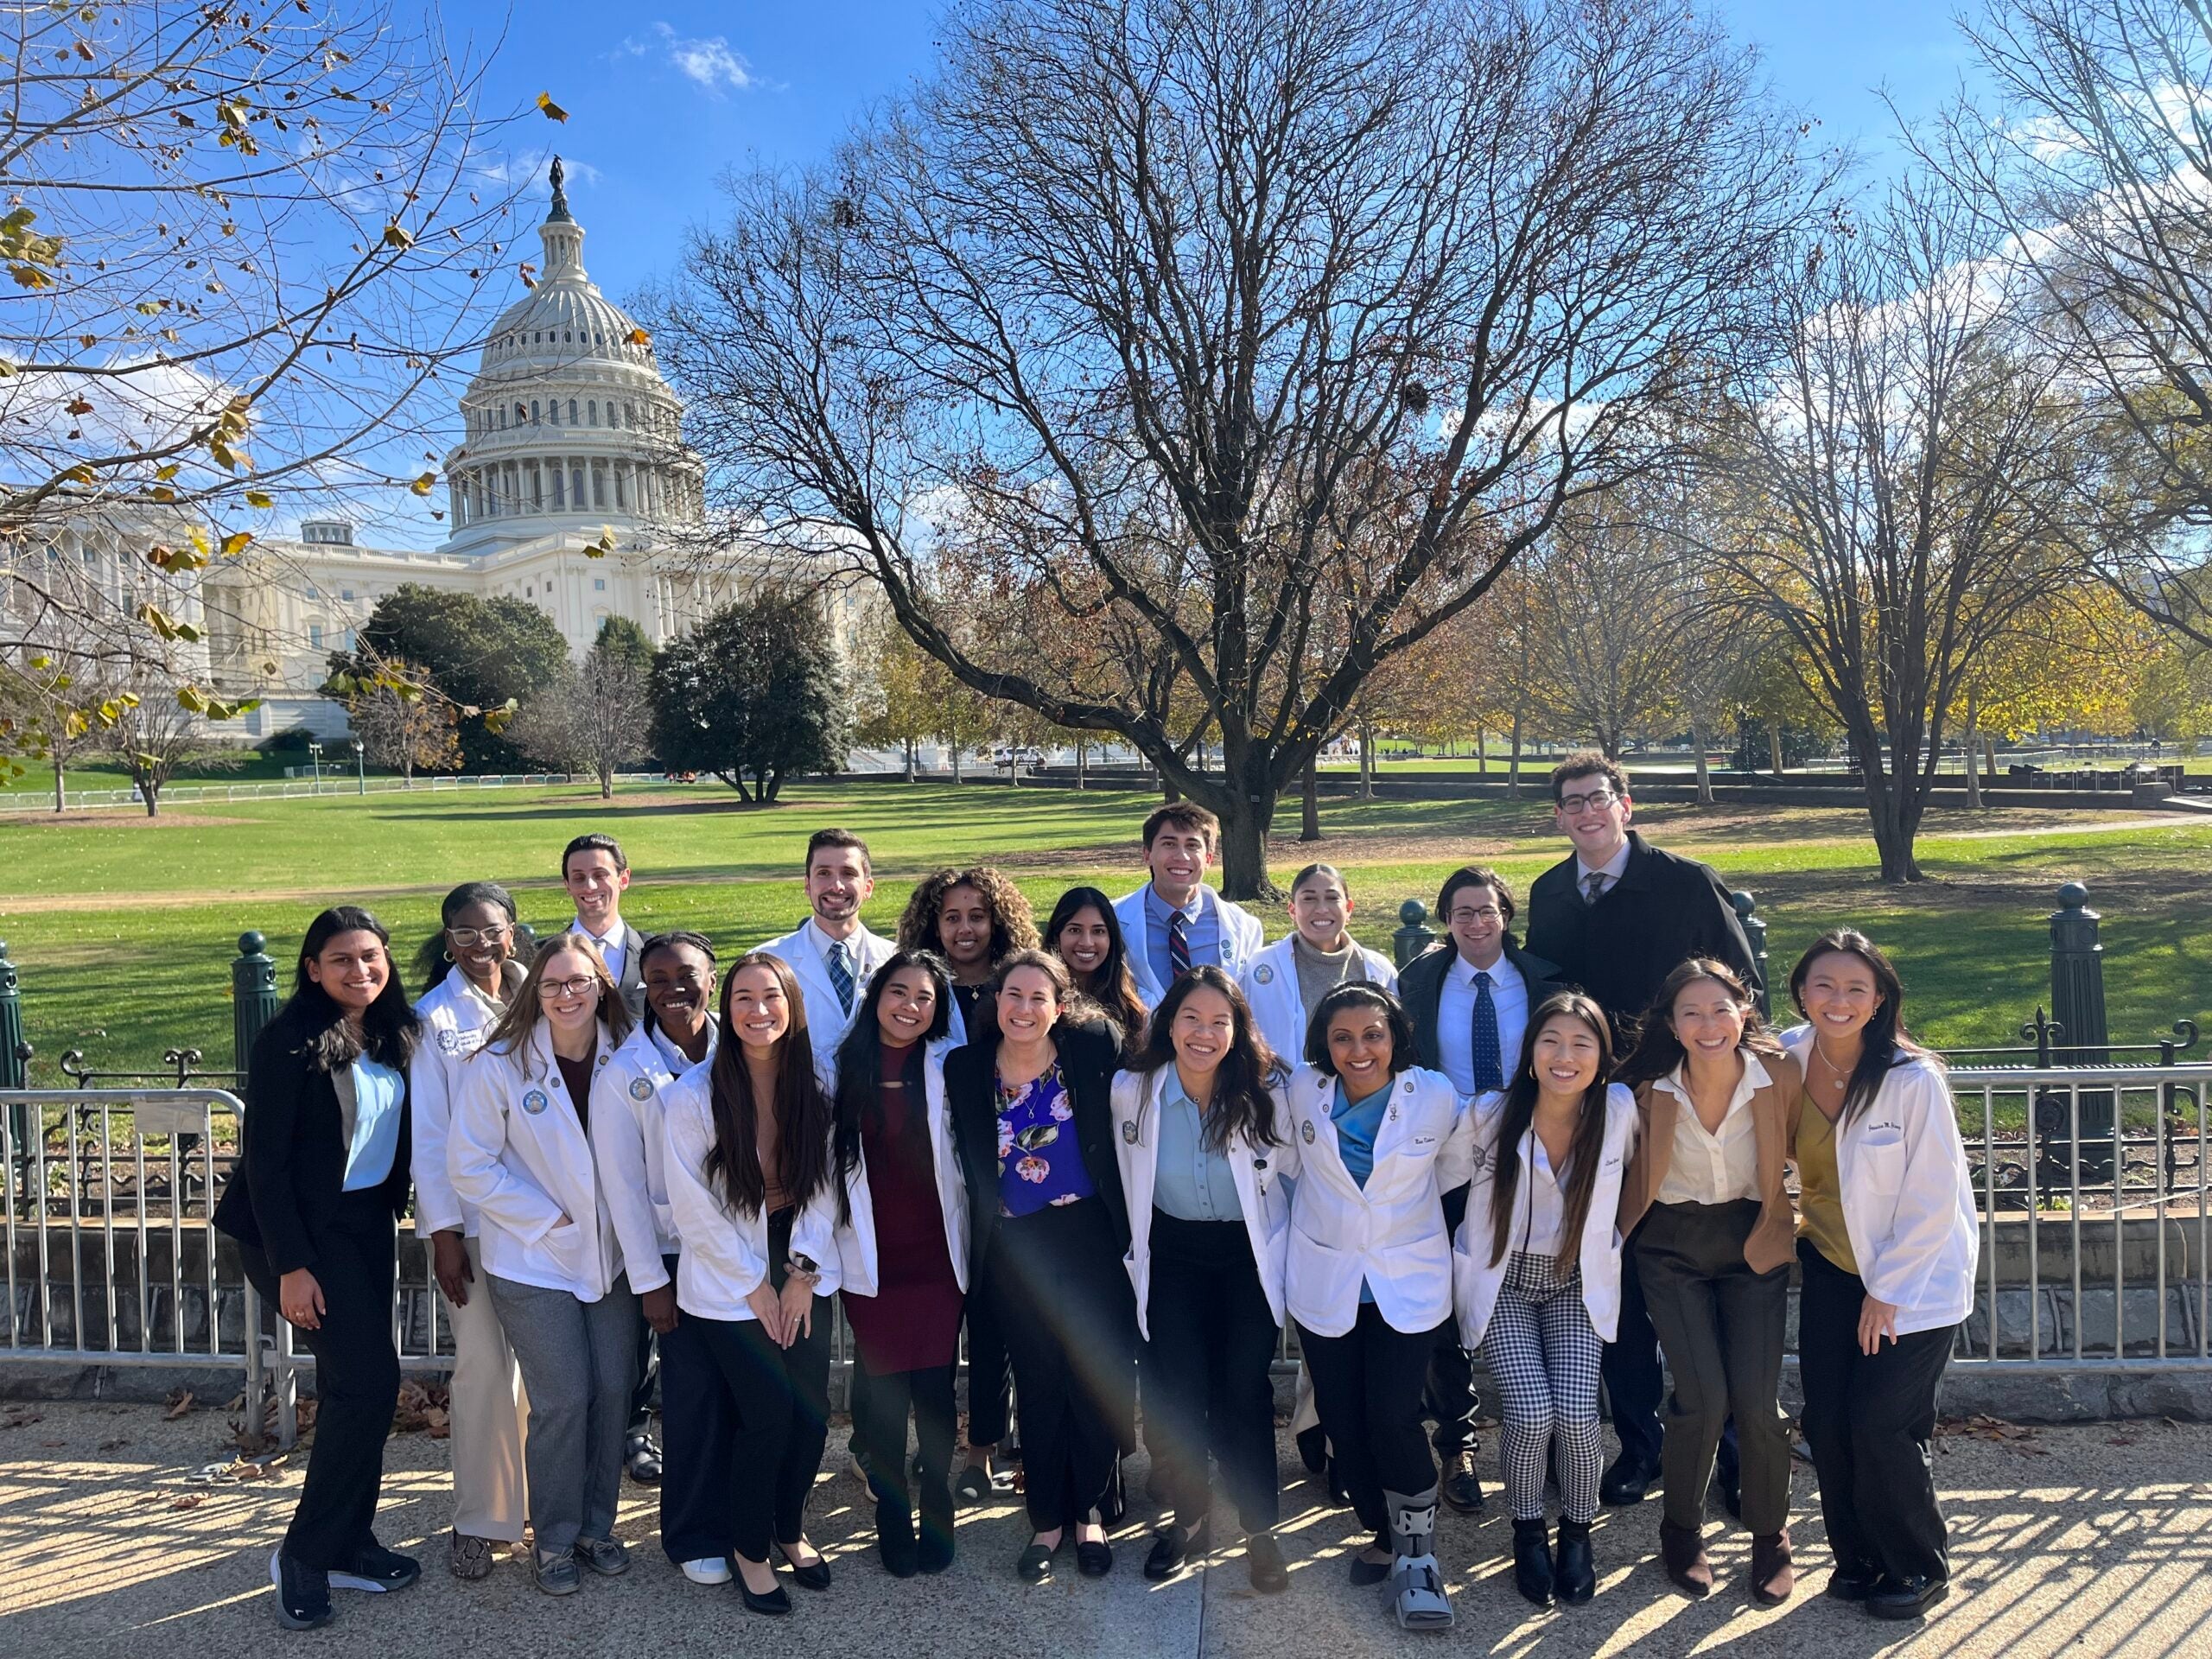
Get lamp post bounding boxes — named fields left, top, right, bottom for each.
left=306, top=740, right=322, bottom=794
left=349, top=735, right=365, bottom=795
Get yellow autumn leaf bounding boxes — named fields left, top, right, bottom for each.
left=409, top=472, right=436, bottom=496
left=382, top=222, right=413, bottom=251
left=625, top=327, right=651, bottom=346
left=220, top=531, right=251, bottom=556
left=536, top=92, right=569, bottom=122
left=245, top=490, right=272, bottom=509
left=154, top=463, right=180, bottom=480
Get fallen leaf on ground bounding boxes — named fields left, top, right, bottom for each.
left=168, top=1493, right=204, bottom=1510
left=163, top=1388, right=195, bottom=1420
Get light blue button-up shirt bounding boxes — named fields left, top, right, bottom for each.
left=1143, top=884, right=1221, bottom=993
left=340, top=1056, right=404, bottom=1192
left=1153, top=1077, right=1240, bottom=1224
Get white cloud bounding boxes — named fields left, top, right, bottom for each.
left=648, top=22, right=757, bottom=94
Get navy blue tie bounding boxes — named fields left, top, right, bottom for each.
left=1471, top=969, right=1503, bottom=1091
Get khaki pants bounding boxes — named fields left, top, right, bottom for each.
left=442, top=1234, right=529, bottom=1541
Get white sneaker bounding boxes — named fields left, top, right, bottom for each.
left=680, top=1557, right=734, bottom=1586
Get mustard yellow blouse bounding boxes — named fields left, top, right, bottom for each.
left=1797, top=1100, right=1858, bottom=1274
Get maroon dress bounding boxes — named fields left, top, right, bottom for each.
left=841, top=1042, right=963, bottom=1376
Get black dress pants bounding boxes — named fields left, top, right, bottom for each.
left=1144, top=1212, right=1281, bottom=1533
left=690, top=1209, right=832, bottom=1560
left=237, top=1195, right=400, bottom=1573
left=989, top=1198, right=1135, bottom=1531
left=962, top=1259, right=1014, bottom=1448
left=1298, top=1302, right=1440, bottom=1536
left=1797, top=1241, right=1957, bottom=1585
left=654, top=1251, right=736, bottom=1565
left=1602, top=1247, right=1667, bottom=1469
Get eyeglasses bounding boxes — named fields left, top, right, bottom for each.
left=1447, top=906, right=1504, bottom=925
left=1558, top=788, right=1619, bottom=814
left=446, top=925, right=511, bottom=948
left=538, top=974, right=601, bottom=1000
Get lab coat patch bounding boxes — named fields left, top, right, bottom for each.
left=1254, top=963, right=1274, bottom=984
left=1301, top=1120, right=1316, bottom=1145
left=437, top=1027, right=461, bottom=1054
left=629, top=1077, right=654, bottom=1102
left=522, top=1089, right=548, bottom=1116
left=1122, top=1119, right=1139, bottom=1144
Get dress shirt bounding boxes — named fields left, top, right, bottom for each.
left=649, top=1017, right=715, bottom=1076
left=1142, top=884, right=1220, bottom=993
left=339, top=1056, right=404, bottom=1192
left=569, top=917, right=627, bottom=985
left=1652, top=1058, right=1764, bottom=1205
left=1437, top=951, right=1529, bottom=1098
left=1152, top=1077, right=1239, bottom=1223
left=1513, top=1133, right=1573, bottom=1259
left=1574, top=839, right=1633, bottom=901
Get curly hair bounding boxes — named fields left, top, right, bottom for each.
left=896, top=866, right=1039, bottom=965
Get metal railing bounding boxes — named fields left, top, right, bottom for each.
left=10, top=771, right=671, bottom=812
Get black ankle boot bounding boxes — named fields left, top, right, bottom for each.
left=877, top=1498, right=918, bottom=1579
left=1552, top=1519, right=1594, bottom=1605
left=917, top=1478, right=956, bottom=1574
left=1512, top=1517, right=1554, bottom=1608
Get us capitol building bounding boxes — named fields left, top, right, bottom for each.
left=169, top=162, right=850, bottom=740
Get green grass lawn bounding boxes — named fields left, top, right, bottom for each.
left=4, top=779, right=2209, bottom=1084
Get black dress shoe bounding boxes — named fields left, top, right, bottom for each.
left=1246, top=1531, right=1288, bottom=1594
left=1599, top=1454, right=1660, bottom=1507
left=1016, top=1541, right=1057, bottom=1582
left=1866, top=1573, right=1948, bottom=1620
left=1826, top=1563, right=1880, bottom=1602
left=1441, top=1449, right=1485, bottom=1513
left=625, top=1432, right=664, bottom=1487
left=1296, top=1423, right=1328, bottom=1474
left=739, top=1579, right=792, bottom=1616
left=878, top=1500, right=918, bottom=1579
left=1349, top=1532, right=1392, bottom=1586
left=1512, top=1516, right=1554, bottom=1609
left=1143, top=1520, right=1205, bottom=1580
left=773, top=1541, right=831, bottom=1592
left=1076, top=1536, right=1114, bottom=1577
left=1553, top=1519, right=1595, bottom=1605
left=954, top=1462, right=994, bottom=1503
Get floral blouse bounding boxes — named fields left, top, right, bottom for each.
left=995, top=1061, right=1096, bottom=1218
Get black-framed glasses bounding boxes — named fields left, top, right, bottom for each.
left=1447, top=906, right=1504, bottom=925
left=538, top=974, right=600, bottom=1000
left=1558, top=788, right=1618, bottom=814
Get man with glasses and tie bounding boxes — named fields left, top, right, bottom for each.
left=1396, top=866, right=1563, bottom=1513
left=1112, top=803, right=1266, bottom=1011
left=757, top=827, right=895, bottom=1073
left=1524, top=753, right=1757, bottom=1511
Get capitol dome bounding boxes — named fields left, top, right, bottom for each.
left=441, top=159, right=702, bottom=556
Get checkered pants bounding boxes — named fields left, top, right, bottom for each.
left=1477, top=1250, right=1604, bottom=1523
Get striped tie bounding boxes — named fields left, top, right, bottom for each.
left=827, top=938, right=855, bottom=1015
left=1168, top=908, right=1192, bottom=982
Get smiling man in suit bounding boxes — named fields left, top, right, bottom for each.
left=757, top=827, right=896, bottom=1071
left=563, top=833, right=646, bottom=1020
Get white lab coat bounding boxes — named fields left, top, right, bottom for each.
left=755, top=921, right=895, bottom=1071
left=658, top=1058, right=843, bottom=1322
left=408, top=970, right=508, bottom=1238
left=1452, top=1084, right=1639, bottom=1349
left=448, top=1025, right=626, bottom=1301
left=1274, top=1063, right=1473, bottom=1338
left=1780, top=1027, right=1980, bottom=1335
left=1114, top=885, right=1267, bottom=1010
left=830, top=1037, right=971, bottom=1297
left=590, top=1020, right=716, bottom=1295
left=1237, top=934, right=1399, bottom=1070
left=1110, top=1066, right=1294, bottom=1339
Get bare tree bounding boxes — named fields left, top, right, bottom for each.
left=341, top=655, right=461, bottom=784
left=0, top=2, right=537, bottom=710
left=0, top=652, right=126, bottom=809
left=99, top=664, right=238, bottom=816
left=507, top=632, right=653, bottom=799
left=1708, top=174, right=2094, bottom=880
left=1519, top=502, right=1684, bottom=761
left=647, top=0, right=1816, bottom=894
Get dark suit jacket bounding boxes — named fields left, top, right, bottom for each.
left=944, top=1018, right=1128, bottom=1275
left=212, top=1002, right=414, bottom=1274
left=1522, top=830, right=1758, bottom=1034
left=1396, top=939, right=1567, bottom=1077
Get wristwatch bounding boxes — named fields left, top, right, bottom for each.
left=785, top=1252, right=821, bottom=1285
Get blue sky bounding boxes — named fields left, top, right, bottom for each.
left=453, top=1, right=1988, bottom=310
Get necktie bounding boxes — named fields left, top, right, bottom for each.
left=1582, top=870, right=1609, bottom=906
left=827, top=938, right=855, bottom=1015
left=1470, top=969, right=1503, bottom=1091
left=1168, top=907, right=1192, bottom=982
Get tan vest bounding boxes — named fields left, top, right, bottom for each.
left=1618, top=1050, right=1803, bottom=1274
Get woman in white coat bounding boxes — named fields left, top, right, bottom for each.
left=1277, top=982, right=1472, bottom=1631
left=1238, top=862, right=1397, bottom=1064
left=448, top=937, right=638, bottom=1598
left=1452, top=991, right=1637, bottom=1610
left=1112, top=966, right=1292, bottom=1595
left=407, top=883, right=529, bottom=1580
left=1781, top=930, right=1977, bottom=1624
left=660, top=951, right=843, bottom=1618
left=830, top=949, right=969, bottom=1578
left=590, top=931, right=722, bottom=1585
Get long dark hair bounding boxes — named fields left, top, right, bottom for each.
left=1304, top=981, right=1416, bottom=1075
left=289, top=906, right=418, bottom=1072
left=705, top=951, right=833, bottom=1217
left=1041, top=885, right=1146, bottom=1041
left=1612, top=957, right=1783, bottom=1090
left=479, top=934, right=634, bottom=1078
left=1788, top=929, right=1929, bottom=1125
left=831, top=948, right=952, bottom=1224
left=1129, top=965, right=1284, bottom=1152
left=414, top=880, right=518, bottom=993
left=1488, top=992, right=1616, bottom=1272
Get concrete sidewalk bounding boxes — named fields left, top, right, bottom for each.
left=3, top=1402, right=2209, bottom=1657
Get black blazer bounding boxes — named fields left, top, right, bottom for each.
left=1396, top=938, right=1567, bottom=1077
left=1522, top=830, right=1758, bottom=1032
left=944, top=1018, right=1128, bottom=1274
left=213, top=1001, right=414, bottom=1274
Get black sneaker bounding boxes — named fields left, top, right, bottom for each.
left=270, top=1549, right=334, bottom=1630
left=329, top=1539, right=421, bottom=1593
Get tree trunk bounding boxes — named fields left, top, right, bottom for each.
left=903, top=738, right=917, bottom=782
left=1507, top=707, right=1523, bottom=800
left=1357, top=719, right=1375, bottom=800
left=1858, top=732, right=1928, bottom=882
left=1768, top=723, right=1784, bottom=779
left=1984, top=733, right=1998, bottom=780
left=140, top=777, right=159, bottom=817
left=1962, top=692, right=1983, bottom=810
left=1076, top=737, right=1087, bottom=790
left=1475, top=722, right=1487, bottom=776
left=52, top=753, right=64, bottom=812
left=1209, top=773, right=1279, bottom=899
left=600, top=758, right=614, bottom=800
left=1692, top=716, right=1713, bottom=805
left=950, top=744, right=963, bottom=784
left=1300, top=755, right=1320, bottom=842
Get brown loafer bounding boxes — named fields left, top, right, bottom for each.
left=1660, top=1519, right=1713, bottom=1598
left=1750, top=1529, right=1795, bottom=1605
